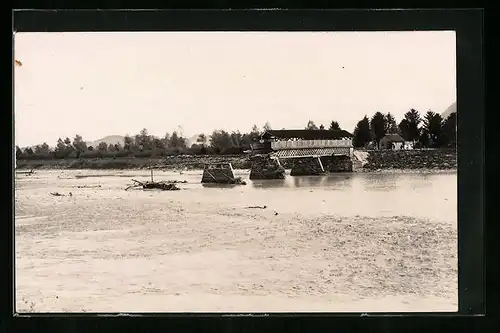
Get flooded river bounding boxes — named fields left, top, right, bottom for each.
left=15, top=169, right=457, bottom=312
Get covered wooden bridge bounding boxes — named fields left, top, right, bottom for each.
left=249, top=129, right=354, bottom=178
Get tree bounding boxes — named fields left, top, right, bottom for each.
left=239, top=133, right=253, bottom=149
left=263, top=122, right=272, bottom=131
left=124, top=135, right=135, bottom=151
left=385, top=113, right=398, bottom=134
left=210, top=130, right=232, bottom=152
left=441, top=112, right=457, bottom=147
left=305, top=120, right=318, bottom=130
left=24, top=147, right=34, bottom=156
left=319, top=124, right=325, bottom=130
left=398, top=119, right=411, bottom=141
left=230, top=131, right=243, bottom=148
left=370, top=112, right=387, bottom=149
left=134, top=128, right=152, bottom=151
left=169, top=131, right=180, bottom=148
left=329, top=121, right=341, bottom=131
left=152, top=137, right=165, bottom=150
left=55, top=138, right=67, bottom=157
left=418, top=131, right=431, bottom=148
left=422, top=110, right=444, bottom=147
left=403, top=109, right=422, bottom=142
left=15, top=146, right=23, bottom=160
left=63, top=137, right=74, bottom=155
left=196, top=133, right=207, bottom=146
left=139, top=128, right=152, bottom=150
left=88, top=146, right=94, bottom=151
left=166, top=131, right=186, bottom=149
left=34, top=142, right=50, bottom=155
left=178, top=136, right=187, bottom=149
left=98, top=142, right=108, bottom=152
left=41, top=142, right=50, bottom=153
left=247, top=125, right=261, bottom=143
left=162, top=133, right=171, bottom=148
left=352, top=116, right=372, bottom=148
left=72, top=135, right=87, bottom=152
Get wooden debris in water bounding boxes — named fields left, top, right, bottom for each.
left=74, top=185, right=102, bottom=188
left=246, top=205, right=267, bottom=209
left=165, top=180, right=188, bottom=184
left=50, top=192, right=72, bottom=196
left=16, top=169, right=35, bottom=176
left=125, top=166, right=183, bottom=191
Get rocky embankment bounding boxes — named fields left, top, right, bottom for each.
left=16, top=149, right=457, bottom=171
left=362, top=149, right=457, bottom=170
left=16, top=155, right=251, bottom=170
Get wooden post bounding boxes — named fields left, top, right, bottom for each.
left=317, top=156, right=325, bottom=172
left=150, top=161, right=154, bottom=182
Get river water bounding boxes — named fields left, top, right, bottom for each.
left=15, top=169, right=457, bottom=312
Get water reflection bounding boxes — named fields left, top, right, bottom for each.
left=201, top=183, right=243, bottom=189
left=250, top=174, right=353, bottom=190
left=358, top=174, right=399, bottom=192
left=293, top=176, right=324, bottom=187
left=250, top=178, right=288, bottom=189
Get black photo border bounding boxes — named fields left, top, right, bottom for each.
left=6, top=8, right=491, bottom=333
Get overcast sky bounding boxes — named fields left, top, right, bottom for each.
left=14, top=31, right=456, bottom=147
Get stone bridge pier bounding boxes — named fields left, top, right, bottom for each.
left=249, top=155, right=286, bottom=180
left=289, top=155, right=353, bottom=176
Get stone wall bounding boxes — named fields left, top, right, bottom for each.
left=249, top=155, right=286, bottom=180
left=320, top=155, right=353, bottom=172
left=363, top=148, right=457, bottom=170
left=283, top=155, right=353, bottom=176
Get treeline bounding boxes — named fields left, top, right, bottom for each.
left=15, top=109, right=457, bottom=160
left=351, top=109, right=456, bottom=149
left=15, top=119, right=348, bottom=161
left=16, top=126, right=264, bottom=160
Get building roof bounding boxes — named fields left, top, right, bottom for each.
left=382, top=133, right=405, bottom=142
left=262, top=129, right=353, bottom=140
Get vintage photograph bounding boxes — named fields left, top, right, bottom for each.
left=14, top=31, right=457, bottom=312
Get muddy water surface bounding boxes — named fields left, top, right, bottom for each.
left=15, top=169, right=457, bottom=312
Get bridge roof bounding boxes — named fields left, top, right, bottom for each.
left=262, top=129, right=353, bottom=140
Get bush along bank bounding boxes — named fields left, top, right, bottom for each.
left=15, top=155, right=252, bottom=170
left=363, top=148, right=457, bottom=170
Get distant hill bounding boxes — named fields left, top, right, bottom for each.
left=85, top=134, right=205, bottom=148
left=441, top=101, right=456, bottom=119
left=87, top=135, right=125, bottom=148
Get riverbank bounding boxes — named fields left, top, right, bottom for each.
left=362, top=148, right=457, bottom=170
left=15, top=148, right=457, bottom=172
left=15, top=155, right=251, bottom=171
